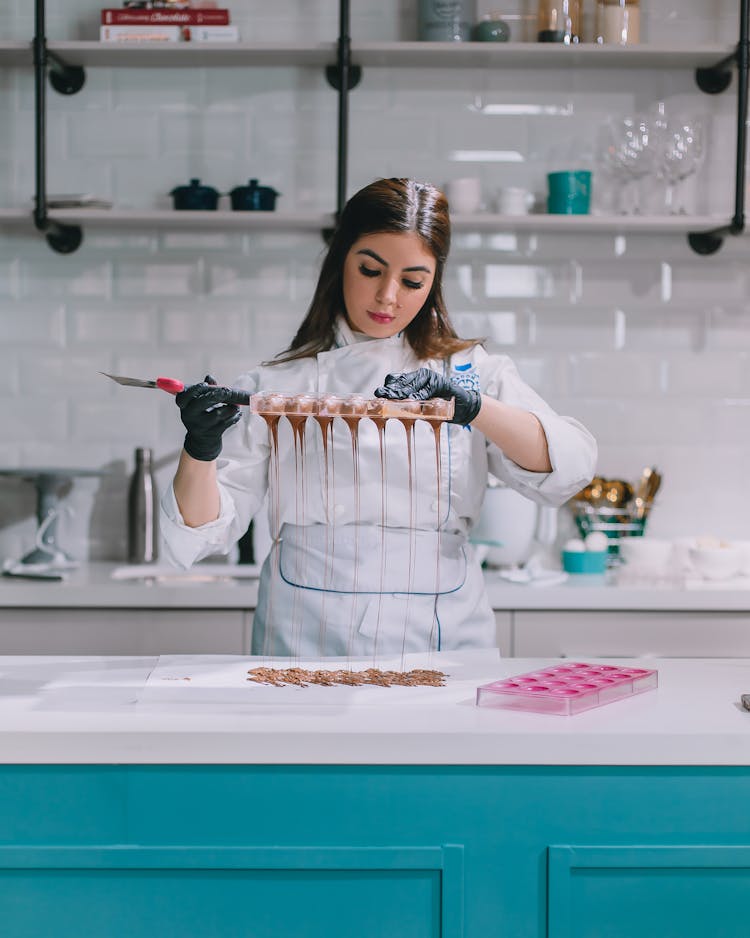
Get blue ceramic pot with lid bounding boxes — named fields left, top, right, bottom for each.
left=170, top=178, right=220, bottom=211
left=229, top=179, right=280, bottom=211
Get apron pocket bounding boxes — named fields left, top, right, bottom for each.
left=278, top=523, right=467, bottom=595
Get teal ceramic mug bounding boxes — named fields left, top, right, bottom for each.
left=547, top=170, right=591, bottom=214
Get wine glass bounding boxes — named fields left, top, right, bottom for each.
left=657, top=116, right=705, bottom=214
left=601, top=115, right=657, bottom=214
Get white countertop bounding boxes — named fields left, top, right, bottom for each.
left=2, top=562, right=750, bottom=611
left=1, top=652, right=749, bottom=766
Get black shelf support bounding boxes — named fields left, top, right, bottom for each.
left=47, top=50, right=85, bottom=96
left=33, top=0, right=83, bottom=254
left=695, top=52, right=734, bottom=94
left=323, top=0, right=360, bottom=241
left=688, top=0, right=749, bottom=254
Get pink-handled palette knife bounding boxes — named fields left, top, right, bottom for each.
left=476, top=662, right=658, bottom=715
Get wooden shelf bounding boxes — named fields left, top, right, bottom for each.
left=450, top=213, right=728, bottom=234
left=0, top=207, right=727, bottom=238
left=0, top=209, right=32, bottom=226
left=40, top=209, right=334, bottom=231
left=351, top=41, right=734, bottom=70
left=45, top=41, right=336, bottom=68
left=0, top=40, right=733, bottom=71
left=0, top=41, right=31, bottom=66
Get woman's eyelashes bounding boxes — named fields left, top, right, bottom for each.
left=358, top=264, right=424, bottom=290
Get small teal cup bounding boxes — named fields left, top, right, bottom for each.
left=547, top=170, right=591, bottom=214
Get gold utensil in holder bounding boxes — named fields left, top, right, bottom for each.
left=570, top=467, right=661, bottom=563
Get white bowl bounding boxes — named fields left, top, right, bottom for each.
left=618, top=538, right=674, bottom=571
left=688, top=545, right=743, bottom=580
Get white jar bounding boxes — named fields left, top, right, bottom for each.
left=596, top=0, right=640, bottom=45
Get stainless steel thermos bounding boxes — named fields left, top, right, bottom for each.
left=127, top=447, right=158, bottom=563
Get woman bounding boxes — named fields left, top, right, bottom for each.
left=161, top=178, right=596, bottom=656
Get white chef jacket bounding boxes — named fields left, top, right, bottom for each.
left=161, top=319, right=597, bottom=656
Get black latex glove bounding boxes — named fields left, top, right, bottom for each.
left=374, top=367, right=482, bottom=426
left=175, top=375, right=243, bottom=461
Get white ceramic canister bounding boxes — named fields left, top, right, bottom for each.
left=418, top=0, right=474, bottom=41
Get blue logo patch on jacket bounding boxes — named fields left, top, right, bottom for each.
left=451, top=362, right=480, bottom=393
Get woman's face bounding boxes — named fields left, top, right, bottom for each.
left=342, top=231, right=436, bottom=339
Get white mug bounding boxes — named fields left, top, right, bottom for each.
left=496, top=186, right=535, bottom=216
left=445, top=177, right=481, bottom=214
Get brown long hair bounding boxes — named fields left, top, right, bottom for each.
left=269, top=177, right=479, bottom=365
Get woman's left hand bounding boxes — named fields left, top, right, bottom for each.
left=374, top=367, right=481, bottom=425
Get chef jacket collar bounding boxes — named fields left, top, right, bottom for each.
left=333, top=316, right=405, bottom=350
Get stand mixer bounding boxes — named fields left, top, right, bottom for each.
left=470, top=479, right=566, bottom=585
left=0, top=468, right=106, bottom=577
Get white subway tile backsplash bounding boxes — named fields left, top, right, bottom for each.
left=578, top=260, right=665, bottom=306
left=161, top=232, right=245, bottom=253
left=112, top=69, right=197, bottom=112
left=569, top=352, right=665, bottom=398
left=705, top=307, right=750, bottom=350
left=665, top=353, right=750, bottom=397
left=514, top=355, right=570, bottom=397
left=708, top=399, right=750, bottom=442
left=162, top=306, right=249, bottom=347
left=670, top=260, right=748, bottom=303
left=85, top=232, right=159, bottom=254
left=72, top=399, right=160, bottom=444
left=18, top=352, right=107, bottom=396
left=114, top=260, right=203, bottom=298
left=622, top=308, right=707, bottom=352
left=159, top=112, right=249, bottom=160
left=67, top=113, right=159, bottom=160
left=208, top=260, right=293, bottom=299
left=0, top=0, right=748, bottom=558
left=528, top=308, right=623, bottom=351
left=0, top=303, right=66, bottom=345
left=0, top=355, right=18, bottom=393
left=70, top=304, right=157, bottom=345
left=2, top=400, right=68, bottom=443
left=484, top=263, right=572, bottom=301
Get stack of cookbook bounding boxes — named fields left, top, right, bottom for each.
left=100, top=3, right=238, bottom=43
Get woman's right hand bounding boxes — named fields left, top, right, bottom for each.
left=175, top=375, right=242, bottom=461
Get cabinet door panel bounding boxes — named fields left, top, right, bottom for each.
left=513, top=610, right=750, bottom=657
left=495, top=611, right=511, bottom=655
left=0, top=609, right=247, bottom=655
left=549, top=845, right=750, bottom=938
left=0, top=844, right=462, bottom=938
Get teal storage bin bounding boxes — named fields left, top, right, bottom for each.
left=562, top=550, right=608, bottom=574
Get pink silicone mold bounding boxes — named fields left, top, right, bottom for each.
left=475, top=662, right=658, bottom=715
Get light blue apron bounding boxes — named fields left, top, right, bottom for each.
left=251, top=521, right=495, bottom=657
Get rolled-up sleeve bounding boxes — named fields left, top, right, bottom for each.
left=480, top=353, right=597, bottom=506
left=159, top=370, right=271, bottom=569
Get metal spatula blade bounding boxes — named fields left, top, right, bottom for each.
left=101, top=371, right=157, bottom=388
left=100, top=372, right=184, bottom=394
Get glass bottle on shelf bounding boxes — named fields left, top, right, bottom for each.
left=536, top=0, right=581, bottom=43
left=418, top=0, right=474, bottom=41
left=596, top=0, right=640, bottom=45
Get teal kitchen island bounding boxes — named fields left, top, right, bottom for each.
left=1, top=651, right=749, bottom=938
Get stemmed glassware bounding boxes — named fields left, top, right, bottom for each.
left=655, top=116, right=705, bottom=214
left=601, top=114, right=657, bottom=214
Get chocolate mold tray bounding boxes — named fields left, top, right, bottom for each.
left=476, top=661, right=658, bottom=715
left=250, top=393, right=455, bottom=421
